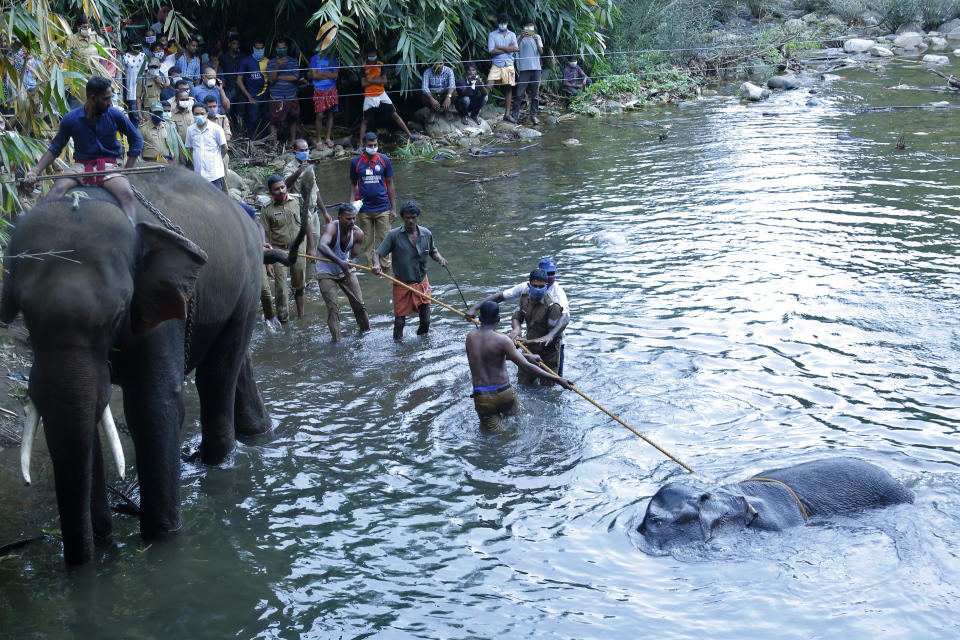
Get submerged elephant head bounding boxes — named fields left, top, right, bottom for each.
left=1, top=193, right=206, bottom=565
left=638, top=483, right=757, bottom=549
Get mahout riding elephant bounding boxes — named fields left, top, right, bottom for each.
left=638, top=458, right=913, bottom=549
left=1, top=167, right=301, bottom=566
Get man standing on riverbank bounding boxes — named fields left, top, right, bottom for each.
left=372, top=201, right=447, bottom=341
left=488, top=12, right=518, bottom=121
left=511, top=17, right=543, bottom=125
left=350, top=132, right=396, bottom=271
left=466, top=301, right=571, bottom=431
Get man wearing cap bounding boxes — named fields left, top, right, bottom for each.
left=138, top=101, right=181, bottom=162
left=466, top=300, right=571, bottom=431
left=509, top=268, right=568, bottom=385
left=143, top=56, right=167, bottom=109
left=315, top=203, right=370, bottom=341
left=350, top=132, right=396, bottom=271
left=372, top=201, right=447, bottom=340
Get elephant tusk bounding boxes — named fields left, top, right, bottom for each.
left=99, top=406, right=125, bottom=481
left=20, top=401, right=41, bottom=486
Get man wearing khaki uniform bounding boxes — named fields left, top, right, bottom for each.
left=261, top=175, right=314, bottom=322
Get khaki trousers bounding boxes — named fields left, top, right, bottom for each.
left=317, top=271, right=370, bottom=340
left=358, top=210, right=391, bottom=270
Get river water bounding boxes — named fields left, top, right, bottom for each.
left=2, top=60, right=960, bottom=638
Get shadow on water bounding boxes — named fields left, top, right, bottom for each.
left=2, top=60, right=960, bottom=638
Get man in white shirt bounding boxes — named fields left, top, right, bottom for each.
left=184, top=102, right=227, bottom=190
left=122, top=41, right=147, bottom=125
left=467, top=257, right=570, bottom=373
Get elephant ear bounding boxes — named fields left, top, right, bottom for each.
left=131, top=222, right=208, bottom=335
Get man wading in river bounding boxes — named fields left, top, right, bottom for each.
left=316, top=203, right=370, bottom=341
left=510, top=268, right=568, bottom=384
left=373, top=201, right=446, bottom=340
left=466, top=301, right=571, bottom=431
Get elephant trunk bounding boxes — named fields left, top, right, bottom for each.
left=29, top=348, right=113, bottom=566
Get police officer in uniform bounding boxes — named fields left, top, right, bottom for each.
left=260, top=175, right=314, bottom=322
left=138, top=101, right=180, bottom=162
left=509, top=268, right=569, bottom=385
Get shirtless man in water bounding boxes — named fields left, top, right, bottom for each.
left=466, top=300, right=571, bottom=431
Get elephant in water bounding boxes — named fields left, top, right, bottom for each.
left=1, top=167, right=303, bottom=566
left=638, top=458, right=913, bottom=550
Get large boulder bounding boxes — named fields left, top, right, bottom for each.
left=767, top=75, right=800, bottom=89
left=739, top=82, right=769, bottom=101
left=822, top=15, right=844, bottom=28
left=893, top=32, right=924, bottom=49
left=870, top=45, right=894, bottom=57
left=802, top=12, right=818, bottom=23
left=784, top=18, right=805, bottom=31
left=922, top=54, right=950, bottom=64
left=928, top=36, right=948, bottom=50
left=843, top=38, right=875, bottom=53
left=939, top=18, right=960, bottom=33
left=226, top=169, right=245, bottom=191
left=948, top=29, right=960, bottom=42
left=479, top=103, right=501, bottom=120
left=425, top=115, right=493, bottom=139
left=516, top=127, right=542, bottom=139
left=896, top=23, right=923, bottom=34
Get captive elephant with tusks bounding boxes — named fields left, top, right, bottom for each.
left=1, top=167, right=305, bottom=566
left=638, top=458, right=913, bottom=549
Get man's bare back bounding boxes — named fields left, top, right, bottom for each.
left=466, top=326, right=571, bottom=389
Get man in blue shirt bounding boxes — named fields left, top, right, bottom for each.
left=24, top=76, right=142, bottom=223
left=176, top=37, right=202, bottom=85
left=310, top=45, right=339, bottom=149
left=266, top=38, right=300, bottom=147
left=349, top=132, right=395, bottom=272
left=237, top=38, right=269, bottom=139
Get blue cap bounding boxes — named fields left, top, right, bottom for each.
left=538, top=257, right=557, bottom=273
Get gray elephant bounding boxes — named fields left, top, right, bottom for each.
left=638, top=458, right=913, bottom=549
left=1, top=167, right=294, bottom=566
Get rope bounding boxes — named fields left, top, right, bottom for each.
left=300, top=253, right=695, bottom=474
left=742, top=477, right=810, bottom=521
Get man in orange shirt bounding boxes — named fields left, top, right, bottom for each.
left=357, top=44, right=418, bottom=145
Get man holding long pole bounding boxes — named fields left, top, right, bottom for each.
left=372, top=201, right=446, bottom=341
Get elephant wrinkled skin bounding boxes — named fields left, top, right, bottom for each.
left=1, top=167, right=274, bottom=566
left=638, top=458, right=914, bottom=550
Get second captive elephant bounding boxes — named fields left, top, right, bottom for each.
left=1, top=167, right=283, bottom=566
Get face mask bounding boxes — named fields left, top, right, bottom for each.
left=528, top=284, right=547, bottom=301
left=80, top=28, right=92, bottom=37
left=154, top=51, right=164, bottom=59
left=149, top=68, right=160, bottom=76
left=252, top=48, right=265, bottom=61
left=206, top=107, right=218, bottom=115
left=546, top=275, right=556, bottom=286
left=568, top=61, right=577, bottom=67
left=367, top=55, right=377, bottom=62
left=364, top=146, right=377, bottom=155
left=276, top=48, right=287, bottom=57
left=194, top=115, right=207, bottom=127
left=206, top=78, right=216, bottom=88
left=273, top=192, right=287, bottom=203
left=178, top=100, right=190, bottom=109
left=524, top=26, right=534, bottom=32
left=150, top=113, right=163, bottom=124
left=498, top=23, right=508, bottom=31
left=162, top=111, right=171, bottom=120
left=295, top=151, right=309, bottom=162
left=145, top=36, right=156, bottom=44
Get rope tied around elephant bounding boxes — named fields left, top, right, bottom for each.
left=741, top=477, right=810, bottom=521
left=300, top=253, right=695, bottom=474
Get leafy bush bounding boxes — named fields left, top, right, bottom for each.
left=872, top=0, right=921, bottom=31
left=917, top=0, right=960, bottom=30
left=826, top=0, right=869, bottom=23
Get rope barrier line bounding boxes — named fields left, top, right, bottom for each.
left=299, top=253, right=695, bottom=474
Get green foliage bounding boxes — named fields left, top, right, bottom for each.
left=873, top=0, right=920, bottom=30
left=917, top=0, right=960, bottom=30
left=569, top=67, right=698, bottom=112
left=825, top=0, right=869, bottom=24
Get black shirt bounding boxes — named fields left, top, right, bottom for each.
left=218, top=52, right=243, bottom=90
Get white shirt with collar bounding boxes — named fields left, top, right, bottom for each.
left=184, top=120, right=226, bottom=182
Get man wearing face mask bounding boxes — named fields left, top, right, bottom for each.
left=266, top=38, right=300, bottom=148
left=260, top=175, right=314, bottom=322
left=420, top=60, right=455, bottom=123
left=169, top=87, right=195, bottom=142
left=350, top=132, right=396, bottom=272
left=510, top=17, right=543, bottom=126
left=122, top=40, right=147, bottom=125
left=455, top=63, right=488, bottom=126
left=238, top=38, right=269, bottom=139
left=72, top=18, right=108, bottom=102
left=24, top=76, right=142, bottom=223
left=561, top=55, right=589, bottom=97
left=138, top=101, right=180, bottom=162
left=191, top=66, right=230, bottom=112
left=284, top=138, right=332, bottom=246
left=143, top=57, right=167, bottom=108
left=486, top=12, right=518, bottom=121
left=509, top=269, right=568, bottom=385
left=184, top=102, right=227, bottom=189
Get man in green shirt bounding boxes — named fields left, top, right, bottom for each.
left=372, top=201, right=447, bottom=340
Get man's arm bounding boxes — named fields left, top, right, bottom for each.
left=466, top=291, right=506, bottom=318
left=267, top=61, right=278, bottom=84
left=523, top=311, right=569, bottom=347
left=504, top=335, right=572, bottom=388
left=217, top=82, right=230, bottom=110
left=509, top=309, right=523, bottom=341
left=285, top=162, right=308, bottom=191
left=385, top=176, right=396, bottom=222
left=237, top=73, right=252, bottom=100
left=120, top=111, right=143, bottom=167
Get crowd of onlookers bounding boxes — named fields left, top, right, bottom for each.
left=6, top=7, right=592, bottom=149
